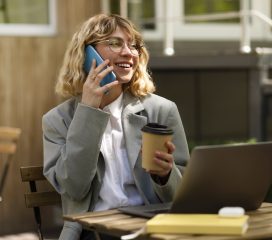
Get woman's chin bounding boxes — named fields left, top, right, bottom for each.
left=116, top=78, right=132, bottom=84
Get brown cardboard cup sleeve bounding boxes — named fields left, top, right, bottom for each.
left=141, top=123, right=174, bottom=171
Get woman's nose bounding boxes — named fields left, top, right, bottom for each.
left=120, top=43, right=133, bottom=56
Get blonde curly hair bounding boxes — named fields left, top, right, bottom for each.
left=56, top=13, right=155, bottom=97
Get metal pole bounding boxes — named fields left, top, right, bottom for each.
left=163, top=0, right=174, bottom=56
left=120, top=0, right=128, bottom=18
left=240, top=0, right=251, bottom=53
left=101, top=0, right=110, bottom=13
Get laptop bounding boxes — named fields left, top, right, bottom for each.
left=119, top=142, right=272, bottom=218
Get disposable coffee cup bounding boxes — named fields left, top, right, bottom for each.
left=141, top=123, right=174, bottom=171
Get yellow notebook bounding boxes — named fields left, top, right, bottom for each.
left=146, top=214, right=249, bottom=235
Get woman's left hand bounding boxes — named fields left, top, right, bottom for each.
left=148, top=141, right=175, bottom=178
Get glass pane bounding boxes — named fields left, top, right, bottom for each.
left=109, top=0, right=155, bottom=30
left=0, top=0, right=49, bottom=24
left=0, top=0, right=5, bottom=22
left=184, top=0, right=240, bottom=23
left=110, top=0, right=120, bottom=14
left=128, top=0, right=155, bottom=30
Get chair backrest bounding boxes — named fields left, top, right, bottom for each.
left=20, top=166, right=61, bottom=240
left=0, top=126, right=21, bottom=202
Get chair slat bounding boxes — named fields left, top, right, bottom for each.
left=0, top=127, right=21, bottom=140
left=0, top=142, right=17, bottom=154
left=20, top=165, right=62, bottom=239
left=20, top=166, right=45, bottom=181
left=25, top=191, right=61, bottom=208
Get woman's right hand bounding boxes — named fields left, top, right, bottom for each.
left=81, top=59, right=118, bottom=108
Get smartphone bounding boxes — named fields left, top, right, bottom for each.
left=83, top=45, right=116, bottom=87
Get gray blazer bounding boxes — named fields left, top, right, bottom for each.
left=42, top=92, right=189, bottom=240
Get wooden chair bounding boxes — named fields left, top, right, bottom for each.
left=20, top=166, right=61, bottom=240
left=0, top=126, right=21, bottom=202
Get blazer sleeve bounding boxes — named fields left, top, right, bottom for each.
left=42, top=103, right=109, bottom=201
left=167, top=101, right=190, bottom=167
left=152, top=100, right=190, bottom=202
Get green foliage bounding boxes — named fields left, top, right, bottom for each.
left=188, top=138, right=257, bottom=153
left=110, top=0, right=120, bottom=15
left=265, top=185, right=272, bottom=203
left=184, top=0, right=240, bottom=23
left=142, top=0, right=155, bottom=19
left=185, top=0, right=240, bottom=14
left=0, top=0, right=49, bottom=24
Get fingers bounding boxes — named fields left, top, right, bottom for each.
left=101, top=79, right=119, bottom=94
left=92, top=66, right=114, bottom=87
left=85, top=59, right=117, bottom=93
left=87, top=58, right=108, bottom=77
left=81, top=59, right=118, bottom=108
left=154, top=141, right=175, bottom=169
left=146, top=151, right=173, bottom=177
left=87, top=59, right=107, bottom=78
left=157, top=151, right=173, bottom=167
left=165, top=140, right=175, bottom=154
left=147, top=141, right=176, bottom=178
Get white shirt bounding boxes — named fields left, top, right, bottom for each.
left=94, top=93, right=144, bottom=211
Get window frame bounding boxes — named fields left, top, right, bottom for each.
left=172, top=0, right=272, bottom=41
left=0, top=0, right=57, bottom=36
left=102, top=0, right=272, bottom=41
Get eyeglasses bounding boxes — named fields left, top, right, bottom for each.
left=96, top=37, right=143, bottom=56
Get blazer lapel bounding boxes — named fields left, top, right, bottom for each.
left=122, top=93, right=147, bottom=168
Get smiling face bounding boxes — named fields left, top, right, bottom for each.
left=94, top=26, right=140, bottom=85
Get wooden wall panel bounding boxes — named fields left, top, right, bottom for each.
left=0, top=0, right=100, bottom=235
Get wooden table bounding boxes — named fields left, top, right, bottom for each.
left=64, top=202, right=272, bottom=240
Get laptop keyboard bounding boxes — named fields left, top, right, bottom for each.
left=118, top=202, right=172, bottom=218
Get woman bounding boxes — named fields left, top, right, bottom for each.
left=42, top=13, right=189, bottom=240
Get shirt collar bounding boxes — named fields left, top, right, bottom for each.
left=103, top=92, right=123, bottom=119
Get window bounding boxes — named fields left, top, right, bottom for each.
left=106, top=0, right=155, bottom=30
left=175, top=0, right=272, bottom=41
left=0, top=0, right=57, bottom=36
left=102, top=0, right=162, bottom=38
left=184, top=0, right=240, bottom=23
left=102, top=0, right=272, bottom=41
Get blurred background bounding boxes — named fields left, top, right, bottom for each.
left=0, top=0, right=272, bottom=237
